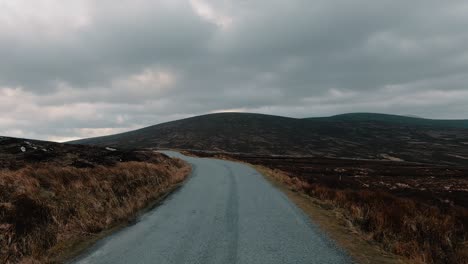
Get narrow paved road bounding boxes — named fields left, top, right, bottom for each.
left=72, top=151, right=351, bottom=264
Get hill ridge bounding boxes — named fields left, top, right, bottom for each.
left=70, top=112, right=468, bottom=166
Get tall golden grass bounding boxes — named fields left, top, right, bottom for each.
left=261, top=167, right=468, bottom=264
left=0, top=159, right=190, bottom=263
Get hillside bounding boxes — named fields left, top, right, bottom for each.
left=70, top=113, right=468, bottom=166
left=0, top=136, right=191, bottom=263
left=314, top=113, right=468, bottom=128
left=0, top=136, right=169, bottom=170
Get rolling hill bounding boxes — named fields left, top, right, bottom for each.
left=70, top=113, right=468, bottom=165
left=313, top=113, right=468, bottom=128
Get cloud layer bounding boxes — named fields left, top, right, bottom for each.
left=1, top=0, right=468, bottom=141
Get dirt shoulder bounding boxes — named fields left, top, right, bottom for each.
left=254, top=165, right=411, bottom=264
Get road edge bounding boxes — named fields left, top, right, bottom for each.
left=52, top=161, right=193, bottom=264
left=252, top=164, right=412, bottom=264
left=162, top=150, right=412, bottom=263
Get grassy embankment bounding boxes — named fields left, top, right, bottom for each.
left=255, top=165, right=467, bottom=264
left=0, top=159, right=191, bottom=263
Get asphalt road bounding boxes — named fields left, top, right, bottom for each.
left=72, top=151, right=352, bottom=264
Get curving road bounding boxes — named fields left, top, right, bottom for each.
left=72, top=151, right=352, bottom=264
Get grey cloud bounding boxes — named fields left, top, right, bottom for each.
left=1, top=0, right=468, bottom=141
left=0, top=0, right=213, bottom=91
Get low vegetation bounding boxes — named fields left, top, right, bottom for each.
left=259, top=167, right=468, bottom=264
left=0, top=137, right=191, bottom=263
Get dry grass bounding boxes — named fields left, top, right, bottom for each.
left=0, top=159, right=191, bottom=263
left=256, top=166, right=468, bottom=264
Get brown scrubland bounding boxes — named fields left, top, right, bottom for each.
left=0, top=161, right=190, bottom=263
left=0, top=138, right=191, bottom=263
left=267, top=169, right=468, bottom=264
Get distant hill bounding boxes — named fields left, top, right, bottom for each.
left=311, top=113, right=468, bottom=129
left=70, top=113, right=468, bottom=165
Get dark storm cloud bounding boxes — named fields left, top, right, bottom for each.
left=1, top=0, right=468, bottom=141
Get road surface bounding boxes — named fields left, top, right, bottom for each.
left=72, top=151, right=352, bottom=264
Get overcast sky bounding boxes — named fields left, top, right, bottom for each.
left=1, top=0, right=468, bottom=141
